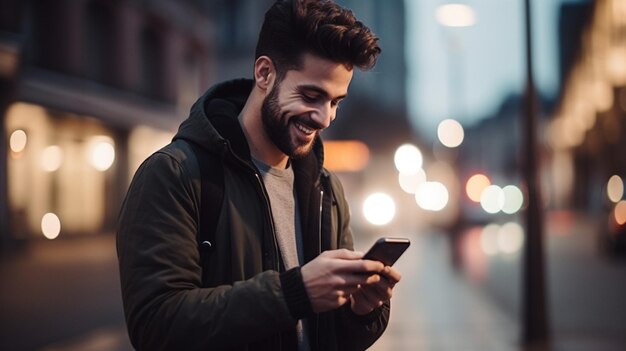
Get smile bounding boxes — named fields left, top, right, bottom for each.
left=295, top=121, right=315, bottom=135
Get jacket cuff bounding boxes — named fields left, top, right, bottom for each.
left=279, top=267, right=314, bottom=320
left=343, top=301, right=386, bottom=325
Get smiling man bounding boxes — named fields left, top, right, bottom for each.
left=116, top=1, right=402, bottom=350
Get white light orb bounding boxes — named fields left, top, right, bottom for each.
left=480, top=224, right=501, bottom=256
left=607, top=175, right=624, bottom=203
left=437, top=119, right=465, bottom=148
left=398, top=169, right=426, bottom=194
left=497, top=222, right=524, bottom=254
left=502, top=185, right=524, bottom=214
left=394, top=144, right=423, bottom=175
left=436, top=4, right=477, bottom=27
left=41, top=213, right=61, bottom=239
left=480, top=185, right=504, bottom=214
left=363, top=193, right=396, bottom=226
left=89, top=139, right=116, bottom=171
left=415, top=181, right=449, bottom=211
left=41, top=146, right=63, bottom=172
left=10, top=129, right=27, bottom=153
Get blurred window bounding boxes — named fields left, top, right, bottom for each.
left=140, top=25, right=165, bottom=99
left=86, top=1, right=115, bottom=84
left=5, top=102, right=117, bottom=239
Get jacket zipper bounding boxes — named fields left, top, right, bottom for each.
left=315, top=189, right=323, bottom=349
left=254, top=172, right=281, bottom=271
left=221, top=142, right=283, bottom=349
left=318, top=190, right=323, bottom=254
left=223, top=139, right=281, bottom=271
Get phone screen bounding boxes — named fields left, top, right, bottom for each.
left=362, top=237, right=410, bottom=266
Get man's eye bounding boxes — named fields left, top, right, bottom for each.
left=302, top=95, right=320, bottom=103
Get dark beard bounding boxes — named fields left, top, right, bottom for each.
left=261, top=83, right=316, bottom=160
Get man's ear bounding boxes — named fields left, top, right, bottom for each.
left=254, top=56, right=276, bottom=92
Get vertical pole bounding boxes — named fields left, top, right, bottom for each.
left=522, top=0, right=549, bottom=348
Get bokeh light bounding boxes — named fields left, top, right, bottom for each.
left=41, top=213, right=61, bottom=239
left=607, top=175, right=624, bottom=203
left=415, top=181, right=449, bottom=211
left=615, top=201, right=626, bottom=225
left=480, top=185, right=504, bottom=214
left=398, top=169, right=426, bottom=194
left=480, top=224, right=500, bottom=256
left=10, top=129, right=27, bottom=153
left=394, top=144, right=423, bottom=175
left=497, top=222, right=524, bottom=254
left=466, top=174, right=490, bottom=202
left=89, top=137, right=116, bottom=171
left=41, top=145, right=63, bottom=172
left=435, top=4, right=477, bottom=27
left=502, top=185, right=524, bottom=214
left=363, top=193, right=396, bottom=226
left=437, top=119, right=465, bottom=148
left=323, top=140, right=370, bottom=172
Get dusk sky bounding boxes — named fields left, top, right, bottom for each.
left=406, top=0, right=590, bottom=137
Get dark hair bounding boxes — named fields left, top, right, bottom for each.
left=255, top=0, right=381, bottom=79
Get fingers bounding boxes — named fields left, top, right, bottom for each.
left=301, top=249, right=400, bottom=314
left=320, top=248, right=363, bottom=260
left=349, top=268, right=400, bottom=315
left=350, top=288, right=385, bottom=315
left=321, top=249, right=385, bottom=274
left=379, top=266, right=402, bottom=285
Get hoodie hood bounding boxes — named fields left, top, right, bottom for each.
left=173, top=79, right=252, bottom=159
left=173, top=78, right=325, bottom=174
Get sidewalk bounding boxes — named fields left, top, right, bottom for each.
left=2, top=231, right=522, bottom=351
left=0, top=234, right=132, bottom=351
left=366, top=231, right=520, bottom=351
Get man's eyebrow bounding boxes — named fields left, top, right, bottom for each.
left=297, top=84, right=347, bottom=100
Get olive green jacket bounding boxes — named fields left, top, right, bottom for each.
left=116, top=79, right=390, bottom=351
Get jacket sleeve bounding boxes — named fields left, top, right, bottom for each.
left=116, top=152, right=298, bottom=350
left=328, top=172, right=391, bottom=350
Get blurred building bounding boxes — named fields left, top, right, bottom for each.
left=1, top=0, right=216, bottom=249
left=547, top=0, right=626, bottom=250
left=329, top=0, right=413, bottom=151
left=452, top=0, right=625, bottom=251
left=453, top=1, right=617, bottom=226
left=1, top=0, right=413, bottom=248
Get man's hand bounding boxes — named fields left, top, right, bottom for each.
left=300, top=249, right=384, bottom=313
left=349, top=265, right=401, bottom=315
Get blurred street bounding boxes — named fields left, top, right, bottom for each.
left=0, top=235, right=131, bottom=351
left=364, top=231, right=520, bottom=351
left=1, top=212, right=625, bottom=351
left=1, top=0, right=625, bottom=350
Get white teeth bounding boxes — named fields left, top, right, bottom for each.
left=296, top=122, right=314, bottom=135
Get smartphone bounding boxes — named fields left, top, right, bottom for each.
left=362, top=237, right=410, bottom=266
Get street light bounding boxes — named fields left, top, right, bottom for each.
left=436, top=4, right=476, bottom=137
left=436, top=4, right=476, bottom=27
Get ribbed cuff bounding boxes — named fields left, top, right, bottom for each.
left=279, top=267, right=314, bottom=320
left=343, top=301, right=386, bottom=324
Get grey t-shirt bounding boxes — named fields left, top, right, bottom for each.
left=252, top=158, right=304, bottom=268
left=252, top=158, right=310, bottom=351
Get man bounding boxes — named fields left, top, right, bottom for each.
left=117, top=0, right=402, bottom=350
